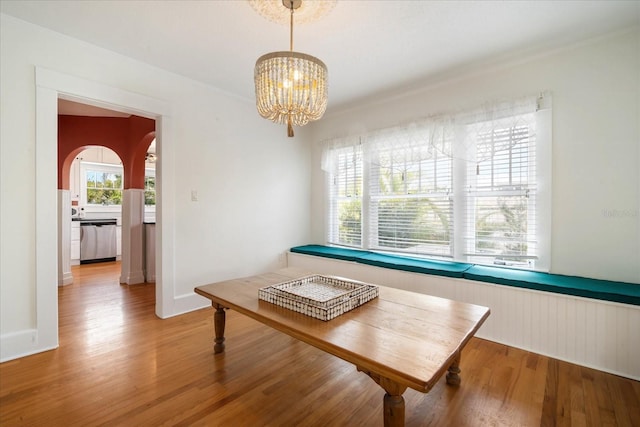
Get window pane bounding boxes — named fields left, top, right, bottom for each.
left=373, top=197, right=452, bottom=256
left=95, top=172, right=104, bottom=189
left=328, top=145, right=362, bottom=247
left=86, top=171, right=96, bottom=188
left=466, top=113, right=536, bottom=268
left=87, top=189, right=122, bottom=205
left=337, top=199, right=361, bottom=246
left=102, top=189, right=122, bottom=205
left=145, top=191, right=155, bottom=206
left=145, top=176, right=155, bottom=190
left=104, top=173, right=117, bottom=189
left=87, top=189, right=101, bottom=204
left=468, top=195, right=533, bottom=267
left=368, top=129, right=453, bottom=256
left=476, top=124, right=531, bottom=190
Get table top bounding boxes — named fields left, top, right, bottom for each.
left=195, top=267, right=490, bottom=393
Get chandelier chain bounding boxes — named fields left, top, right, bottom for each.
left=289, top=1, right=294, bottom=51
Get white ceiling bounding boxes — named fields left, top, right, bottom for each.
left=2, top=0, right=639, bottom=113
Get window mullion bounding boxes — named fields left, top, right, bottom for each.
left=453, top=126, right=469, bottom=262
left=362, top=140, right=372, bottom=249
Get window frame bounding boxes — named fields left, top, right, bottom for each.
left=80, top=161, right=157, bottom=214
left=80, top=161, right=124, bottom=213
left=324, top=95, right=551, bottom=271
left=327, top=143, right=363, bottom=248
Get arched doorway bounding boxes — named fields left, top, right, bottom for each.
left=58, top=110, right=156, bottom=287
left=61, top=146, right=125, bottom=284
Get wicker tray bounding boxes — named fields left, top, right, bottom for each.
left=258, top=275, right=379, bottom=321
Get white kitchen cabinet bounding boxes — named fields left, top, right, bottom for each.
left=78, top=147, right=101, bottom=163
left=70, top=221, right=80, bottom=265
left=116, top=225, right=122, bottom=257
left=76, top=146, right=121, bottom=164
left=145, top=223, right=155, bottom=282
left=69, top=158, right=81, bottom=201
left=101, top=147, right=121, bottom=164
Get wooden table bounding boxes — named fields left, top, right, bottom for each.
left=195, top=268, right=490, bottom=427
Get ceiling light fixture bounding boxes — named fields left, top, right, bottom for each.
left=254, top=0, right=328, bottom=137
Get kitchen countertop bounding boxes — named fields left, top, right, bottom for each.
left=73, top=218, right=118, bottom=223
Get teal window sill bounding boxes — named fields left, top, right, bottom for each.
left=290, top=245, right=640, bottom=306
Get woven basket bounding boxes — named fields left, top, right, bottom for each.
left=259, top=275, right=379, bottom=321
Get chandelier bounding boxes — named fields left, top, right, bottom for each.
left=254, top=0, right=328, bottom=137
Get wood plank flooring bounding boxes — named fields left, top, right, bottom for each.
left=1, top=262, right=639, bottom=426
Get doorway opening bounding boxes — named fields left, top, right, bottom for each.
left=57, top=101, right=157, bottom=288
left=35, top=67, right=174, bottom=355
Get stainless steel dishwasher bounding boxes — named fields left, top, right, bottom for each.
left=80, top=219, right=117, bottom=264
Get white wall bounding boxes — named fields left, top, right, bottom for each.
left=309, top=27, right=640, bottom=284
left=0, top=14, right=311, bottom=360
left=1, top=13, right=637, bottom=363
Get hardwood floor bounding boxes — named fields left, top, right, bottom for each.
left=1, top=262, right=638, bottom=426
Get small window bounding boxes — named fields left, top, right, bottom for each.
left=144, top=173, right=155, bottom=206
left=80, top=162, right=156, bottom=208
left=84, top=165, right=123, bottom=206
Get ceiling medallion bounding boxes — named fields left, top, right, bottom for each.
left=248, top=0, right=336, bottom=25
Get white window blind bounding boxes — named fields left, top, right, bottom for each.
left=327, top=140, right=363, bottom=247
left=323, top=94, right=551, bottom=271
left=368, top=126, right=454, bottom=256
left=464, top=115, right=537, bottom=267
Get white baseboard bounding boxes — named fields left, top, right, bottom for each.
left=0, top=329, right=58, bottom=363
left=119, top=270, right=145, bottom=285
left=58, top=272, right=73, bottom=286
left=170, top=292, right=211, bottom=317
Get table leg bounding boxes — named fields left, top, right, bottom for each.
left=446, top=354, right=461, bottom=385
left=357, top=367, right=407, bottom=427
left=383, top=393, right=405, bottom=427
left=213, top=303, right=226, bottom=354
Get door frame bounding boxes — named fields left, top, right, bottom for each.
left=35, top=67, right=175, bottom=352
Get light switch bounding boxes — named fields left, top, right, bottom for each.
left=191, top=190, right=198, bottom=201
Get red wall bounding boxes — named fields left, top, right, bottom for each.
left=58, top=115, right=156, bottom=189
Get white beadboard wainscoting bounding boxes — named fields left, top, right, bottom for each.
left=288, top=252, right=640, bottom=381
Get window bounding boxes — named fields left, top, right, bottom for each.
left=144, top=174, right=155, bottom=206
left=366, top=126, right=454, bottom=257
left=327, top=140, right=363, bottom=247
left=325, top=94, right=551, bottom=270
left=83, top=163, right=123, bottom=206
left=464, top=118, right=537, bottom=267
left=80, top=162, right=156, bottom=207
